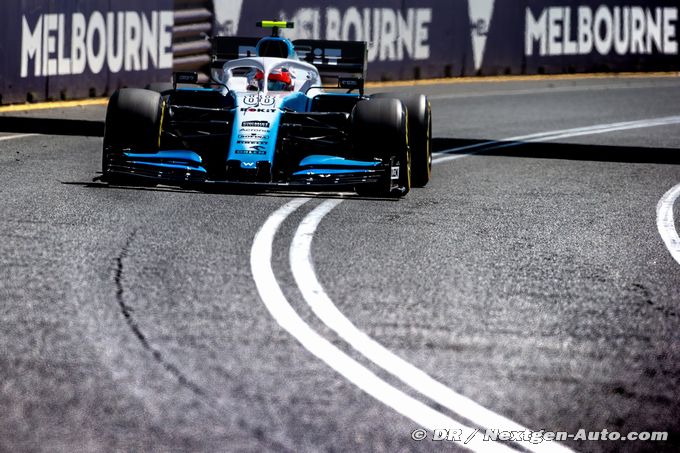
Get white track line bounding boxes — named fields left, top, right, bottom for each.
left=290, top=200, right=572, bottom=452
left=432, top=115, right=680, bottom=163
left=281, top=114, right=680, bottom=449
left=432, top=152, right=477, bottom=164
left=0, top=133, right=36, bottom=141
left=506, top=116, right=680, bottom=146
left=657, top=184, right=680, bottom=265
left=254, top=114, right=680, bottom=451
left=251, top=199, right=514, bottom=453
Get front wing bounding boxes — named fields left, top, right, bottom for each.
left=103, top=149, right=401, bottom=192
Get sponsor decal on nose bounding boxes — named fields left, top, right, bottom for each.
left=242, top=121, right=270, bottom=128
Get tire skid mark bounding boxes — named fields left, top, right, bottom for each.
left=114, top=228, right=205, bottom=396
left=114, top=229, right=295, bottom=453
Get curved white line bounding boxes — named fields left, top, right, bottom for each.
left=432, top=153, right=474, bottom=165
left=657, top=183, right=680, bottom=265
left=512, top=116, right=680, bottom=145
left=432, top=115, right=680, bottom=157
left=290, top=200, right=572, bottom=453
left=255, top=115, right=680, bottom=450
left=250, top=198, right=513, bottom=453
left=0, top=133, right=36, bottom=142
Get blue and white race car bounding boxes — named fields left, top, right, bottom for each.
left=101, top=21, right=431, bottom=196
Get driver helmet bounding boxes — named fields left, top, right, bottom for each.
left=249, top=68, right=294, bottom=91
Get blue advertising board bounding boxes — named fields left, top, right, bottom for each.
left=214, top=0, right=680, bottom=79
left=1, top=1, right=679, bottom=103
left=220, top=1, right=466, bottom=80
left=1, top=0, right=174, bottom=104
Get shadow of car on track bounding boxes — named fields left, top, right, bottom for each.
left=433, top=138, right=680, bottom=165
left=3, top=116, right=678, bottom=166
left=60, top=180, right=400, bottom=202
left=0, top=116, right=104, bottom=136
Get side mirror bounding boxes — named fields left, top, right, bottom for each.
left=173, top=71, right=199, bottom=88
left=338, top=77, right=364, bottom=95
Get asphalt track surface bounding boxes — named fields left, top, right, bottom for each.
left=1, top=76, right=680, bottom=453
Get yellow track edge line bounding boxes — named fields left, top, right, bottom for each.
left=0, top=98, right=109, bottom=113
left=365, top=71, right=680, bottom=88
left=0, top=71, right=677, bottom=112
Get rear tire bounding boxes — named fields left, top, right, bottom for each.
left=371, top=93, right=431, bottom=187
left=103, top=88, right=162, bottom=183
left=351, top=98, right=410, bottom=197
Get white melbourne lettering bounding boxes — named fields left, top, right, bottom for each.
left=279, top=7, right=431, bottom=62
left=525, top=5, right=678, bottom=57
left=20, top=10, right=174, bottom=77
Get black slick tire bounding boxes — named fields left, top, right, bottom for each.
left=351, top=98, right=411, bottom=197
left=102, top=88, right=162, bottom=183
left=370, top=93, right=431, bottom=187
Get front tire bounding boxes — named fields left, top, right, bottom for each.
left=103, top=88, right=163, bottom=183
left=371, top=93, right=431, bottom=187
left=351, top=98, right=411, bottom=197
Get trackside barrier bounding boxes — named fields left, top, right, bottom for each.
left=215, top=0, right=680, bottom=81
left=172, top=0, right=214, bottom=72
left=0, top=0, right=174, bottom=104
left=1, top=1, right=678, bottom=104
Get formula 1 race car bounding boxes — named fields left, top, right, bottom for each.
left=101, top=20, right=431, bottom=196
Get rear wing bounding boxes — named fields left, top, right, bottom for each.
left=211, top=36, right=367, bottom=79
left=211, top=36, right=261, bottom=68
left=292, top=39, right=367, bottom=80
left=210, top=36, right=260, bottom=82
